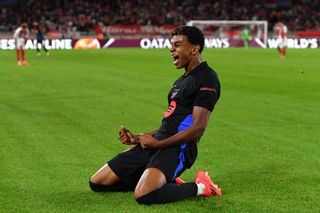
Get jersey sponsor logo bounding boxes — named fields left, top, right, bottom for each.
left=200, top=87, right=216, bottom=92
left=163, top=100, right=176, bottom=118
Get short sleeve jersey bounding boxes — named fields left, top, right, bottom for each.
left=13, top=27, right=29, bottom=39
left=155, top=61, right=220, bottom=141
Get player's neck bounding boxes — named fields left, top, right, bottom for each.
left=184, top=56, right=203, bottom=75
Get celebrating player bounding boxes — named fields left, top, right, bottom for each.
left=89, top=26, right=222, bottom=204
left=274, top=22, right=288, bottom=59
left=13, top=23, right=29, bottom=66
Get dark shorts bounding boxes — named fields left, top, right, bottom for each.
left=108, top=142, right=197, bottom=186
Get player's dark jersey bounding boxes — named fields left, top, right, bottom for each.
left=155, top=61, right=220, bottom=141
left=154, top=61, right=220, bottom=169
left=37, top=32, right=43, bottom=42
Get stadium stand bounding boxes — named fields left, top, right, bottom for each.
left=0, top=0, right=319, bottom=38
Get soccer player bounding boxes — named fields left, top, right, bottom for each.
left=89, top=26, right=222, bottom=204
left=13, top=23, right=29, bottom=66
left=36, top=25, right=49, bottom=56
left=274, top=22, right=288, bottom=59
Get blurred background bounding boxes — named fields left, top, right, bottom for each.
left=0, top=0, right=319, bottom=47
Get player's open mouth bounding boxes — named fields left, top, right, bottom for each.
left=172, top=55, right=179, bottom=65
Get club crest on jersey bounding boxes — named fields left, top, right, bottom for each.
left=171, top=88, right=180, bottom=99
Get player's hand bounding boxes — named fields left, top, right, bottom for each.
left=139, top=134, right=160, bottom=149
left=118, top=126, right=132, bottom=144
left=119, top=126, right=138, bottom=145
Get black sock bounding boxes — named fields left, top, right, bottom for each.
left=89, top=180, right=135, bottom=192
left=136, top=182, right=197, bottom=204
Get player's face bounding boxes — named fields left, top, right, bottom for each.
left=170, top=35, right=194, bottom=69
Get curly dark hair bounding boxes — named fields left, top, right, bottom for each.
left=171, top=26, right=205, bottom=53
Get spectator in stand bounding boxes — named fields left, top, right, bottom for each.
left=95, top=22, right=110, bottom=41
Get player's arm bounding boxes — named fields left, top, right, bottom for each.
left=143, top=128, right=159, bottom=136
left=139, top=106, right=211, bottom=149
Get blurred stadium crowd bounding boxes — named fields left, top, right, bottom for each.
left=0, top=0, right=319, bottom=37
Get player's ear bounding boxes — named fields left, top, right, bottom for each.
left=192, top=45, right=200, bottom=55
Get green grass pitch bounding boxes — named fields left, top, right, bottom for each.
left=0, top=48, right=319, bottom=212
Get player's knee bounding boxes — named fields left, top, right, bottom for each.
left=89, top=173, right=105, bottom=185
left=89, top=175, right=96, bottom=183
left=134, top=187, right=144, bottom=200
